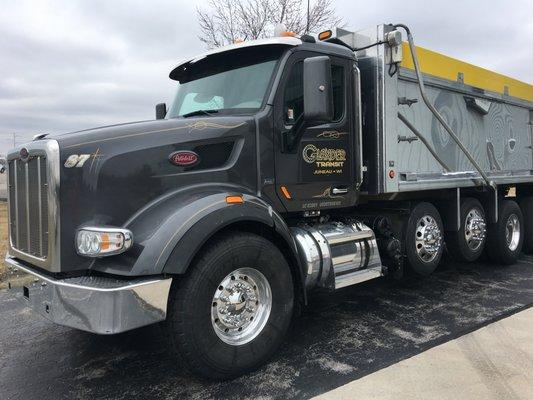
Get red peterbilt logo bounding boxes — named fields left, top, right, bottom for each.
left=169, top=150, right=200, bottom=167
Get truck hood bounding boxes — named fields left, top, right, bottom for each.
left=50, top=117, right=247, bottom=149
left=52, top=115, right=256, bottom=272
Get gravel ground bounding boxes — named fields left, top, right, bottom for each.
left=0, top=257, right=532, bottom=400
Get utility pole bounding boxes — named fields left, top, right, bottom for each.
left=12, top=133, right=16, bottom=147
left=306, top=0, right=310, bottom=33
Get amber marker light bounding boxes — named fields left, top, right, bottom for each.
left=318, top=30, right=332, bottom=41
left=280, top=186, right=292, bottom=200
left=226, top=195, right=244, bottom=204
left=100, top=233, right=110, bottom=251
left=280, top=31, right=297, bottom=37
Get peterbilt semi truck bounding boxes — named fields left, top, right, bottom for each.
left=6, top=23, right=533, bottom=379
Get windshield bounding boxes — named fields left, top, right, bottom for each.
left=167, top=46, right=283, bottom=118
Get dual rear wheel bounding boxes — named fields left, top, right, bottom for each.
left=405, top=198, right=526, bottom=276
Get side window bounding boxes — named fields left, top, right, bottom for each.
left=283, top=61, right=303, bottom=123
left=283, top=61, right=345, bottom=124
left=332, top=65, right=345, bottom=121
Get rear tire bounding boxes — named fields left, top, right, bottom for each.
left=165, top=232, right=294, bottom=380
left=486, top=200, right=523, bottom=265
left=519, top=197, right=533, bottom=254
left=447, top=198, right=487, bottom=262
left=405, top=202, right=444, bottom=276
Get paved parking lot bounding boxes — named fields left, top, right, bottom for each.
left=315, top=307, right=533, bottom=399
left=1, top=257, right=532, bottom=400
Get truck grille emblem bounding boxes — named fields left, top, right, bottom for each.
left=19, top=147, right=30, bottom=162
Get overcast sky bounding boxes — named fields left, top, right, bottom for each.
left=1, top=0, right=532, bottom=155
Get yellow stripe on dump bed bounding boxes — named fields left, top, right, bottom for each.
left=401, top=43, right=533, bottom=103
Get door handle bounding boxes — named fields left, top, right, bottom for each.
left=332, top=187, right=348, bottom=195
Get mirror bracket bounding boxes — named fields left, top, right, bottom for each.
left=155, top=103, right=167, bottom=120
left=281, top=116, right=306, bottom=153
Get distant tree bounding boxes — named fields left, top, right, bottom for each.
left=197, top=0, right=343, bottom=48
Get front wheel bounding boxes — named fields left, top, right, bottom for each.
left=165, top=232, right=294, bottom=380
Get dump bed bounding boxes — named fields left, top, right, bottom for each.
left=338, top=25, right=533, bottom=195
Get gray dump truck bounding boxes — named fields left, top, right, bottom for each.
left=6, top=24, right=533, bottom=379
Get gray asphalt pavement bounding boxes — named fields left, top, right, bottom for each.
left=1, top=257, right=532, bottom=400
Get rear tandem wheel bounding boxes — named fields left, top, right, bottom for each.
left=404, top=202, right=444, bottom=276
left=486, top=199, right=524, bottom=265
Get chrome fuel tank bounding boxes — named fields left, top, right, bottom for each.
left=292, top=220, right=383, bottom=290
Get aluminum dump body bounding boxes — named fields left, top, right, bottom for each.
left=338, top=25, right=533, bottom=195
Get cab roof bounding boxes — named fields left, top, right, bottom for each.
left=170, top=37, right=301, bottom=79
left=169, top=36, right=354, bottom=81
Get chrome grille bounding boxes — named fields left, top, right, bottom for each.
left=7, top=140, right=59, bottom=272
left=8, top=156, right=49, bottom=258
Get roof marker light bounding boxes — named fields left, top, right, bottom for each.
left=273, top=23, right=296, bottom=38
left=318, top=30, right=333, bottom=41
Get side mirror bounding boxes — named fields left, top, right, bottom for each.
left=303, top=56, right=333, bottom=123
left=155, top=103, right=167, bottom=120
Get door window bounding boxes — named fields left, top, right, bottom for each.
left=283, top=61, right=304, bottom=123
left=331, top=65, right=345, bottom=121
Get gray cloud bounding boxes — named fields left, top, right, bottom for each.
left=1, top=0, right=531, bottom=155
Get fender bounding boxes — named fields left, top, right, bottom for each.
left=122, top=184, right=302, bottom=280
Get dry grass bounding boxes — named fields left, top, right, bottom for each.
left=0, top=202, right=7, bottom=284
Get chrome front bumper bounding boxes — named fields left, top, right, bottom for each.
left=5, top=256, right=173, bottom=334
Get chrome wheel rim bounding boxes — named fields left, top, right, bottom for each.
left=211, top=267, right=272, bottom=346
left=464, top=208, right=486, bottom=251
left=505, top=214, right=520, bottom=251
left=415, top=215, right=442, bottom=263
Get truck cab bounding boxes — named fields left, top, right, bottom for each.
left=165, top=35, right=361, bottom=213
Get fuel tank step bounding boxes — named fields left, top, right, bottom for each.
left=292, top=221, right=383, bottom=290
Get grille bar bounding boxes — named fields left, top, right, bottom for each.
left=25, top=162, right=30, bottom=251
left=13, top=159, right=19, bottom=247
left=37, top=157, right=43, bottom=256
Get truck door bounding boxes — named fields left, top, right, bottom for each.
left=274, top=53, right=356, bottom=212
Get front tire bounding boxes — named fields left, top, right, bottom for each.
left=486, top=199, right=523, bottom=265
left=165, top=232, right=294, bottom=380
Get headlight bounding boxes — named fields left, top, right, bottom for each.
left=76, top=227, right=133, bottom=257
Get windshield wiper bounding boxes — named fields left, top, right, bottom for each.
left=181, top=109, right=219, bottom=118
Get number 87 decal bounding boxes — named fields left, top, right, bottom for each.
left=64, top=154, right=92, bottom=168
